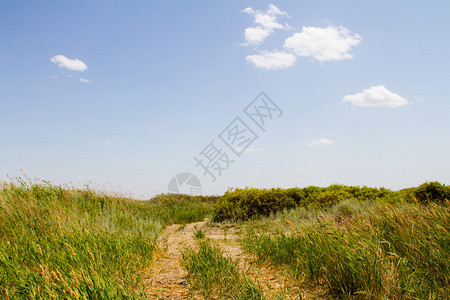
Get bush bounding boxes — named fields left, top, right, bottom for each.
left=413, top=181, right=450, bottom=203
left=213, top=184, right=399, bottom=221
left=213, top=188, right=296, bottom=222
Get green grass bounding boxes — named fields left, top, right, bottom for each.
left=241, top=200, right=450, bottom=299
left=193, top=227, right=206, bottom=240
left=181, top=239, right=265, bottom=299
left=0, top=179, right=216, bottom=299
left=2, top=178, right=448, bottom=299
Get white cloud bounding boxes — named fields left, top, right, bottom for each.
left=242, top=7, right=254, bottom=14
left=343, top=85, right=408, bottom=108
left=242, top=4, right=288, bottom=46
left=244, top=27, right=272, bottom=46
left=267, top=4, right=288, bottom=16
left=306, top=138, right=333, bottom=147
left=241, top=6, right=361, bottom=70
left=51, top=55, right=87, bottom=71
left=415, top=96, right=426, bottom=102
left=104, top=141, right=118, bottom=148
left=79, top=78, right=92, bottom=83
left=284, top=25, right=361, bottom=62
left=246, top=51, right=296, bottom=70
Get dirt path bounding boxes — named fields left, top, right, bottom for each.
left=144, top=219, right=319, bottom=299
left=143, top=221, right=201, bottom=299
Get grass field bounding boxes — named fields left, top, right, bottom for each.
left=1, top=179, right=448, bottom=299
left=241, top=200, right=449, bottom=299
left=0, top=179, right=215, bottom=299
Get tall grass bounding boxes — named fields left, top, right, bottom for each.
left=181, top=239, right=265, bottom=300
left=242, top=200, right=450, bottom=299
left=0, top=180, right=216, bottom=299
left=149, top=193, right=218, bottom=225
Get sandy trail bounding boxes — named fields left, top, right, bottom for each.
left=144, top=220, right=215, bottom=299
left=144, top=219, right=319, bottom=299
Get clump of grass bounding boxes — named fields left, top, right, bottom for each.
left=181, top=239, right=265, bottom=299
left=193, top=226, right=206, bottom=239
left=242, top=201, right=450, bottom=299
left=150, top=193, right=218, bottom=225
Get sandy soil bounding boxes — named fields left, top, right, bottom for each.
left=143, top=219, right=323, bottom=299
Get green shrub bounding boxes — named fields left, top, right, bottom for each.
left=213, top=188, right=296, bottom=222
left=213, top=185, right=399, bottom=221
left=413, top=181, right=450, bottom=203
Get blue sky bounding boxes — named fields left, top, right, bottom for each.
left=1, top=1, right=449, bottom=197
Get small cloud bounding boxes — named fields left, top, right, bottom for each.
left=284, top=22, right=294, bottom=31
left=79, top=78, right=92, bottom=84
left=242, top=7, right=255, bottom=14
left=343, top=85, right=408, bottom=108
left=104, top=141, right=118, bottom=148
left=306, top=138, right=333, bottom=147
left=284, top=25, right=361, bottom=62
left=51, top=55, right=87, bottom=71
left=52, top=74, right=60, bottom=79
left=246, top=50, right=296, bottom=70
left=266, top=4, right=288, bottom=16
left=242, top=4, right=288, bottom=46
left=415, top=96, right=426, bottom=102
left=244, top=27, right=272, bottom=46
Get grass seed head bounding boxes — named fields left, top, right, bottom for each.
left=36, top=244, right=43, bottom=256
left=64, top=243, right=76, bottom=256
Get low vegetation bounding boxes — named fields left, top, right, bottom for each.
left=213, top=182, right=450, bottom=221
left=181, top=239, right=265, bottom=299
left=0, top=179, right=216, bottom=299
left=1, top=179, right=448, bottom=299
left=242, top=200, right=449, bottom=299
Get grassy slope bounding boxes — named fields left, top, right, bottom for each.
left=241, top=199, right=450, bottom=299
left=0, top=181, right=216, bottom=299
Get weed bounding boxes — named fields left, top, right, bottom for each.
left=181, top=239, right=265, bottom=299
left=193, top=227, right=206, bottom=239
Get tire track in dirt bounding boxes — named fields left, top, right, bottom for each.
left=144, top=221, right=204, bottom=299
left=144, top=219, right=320, bottom=299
